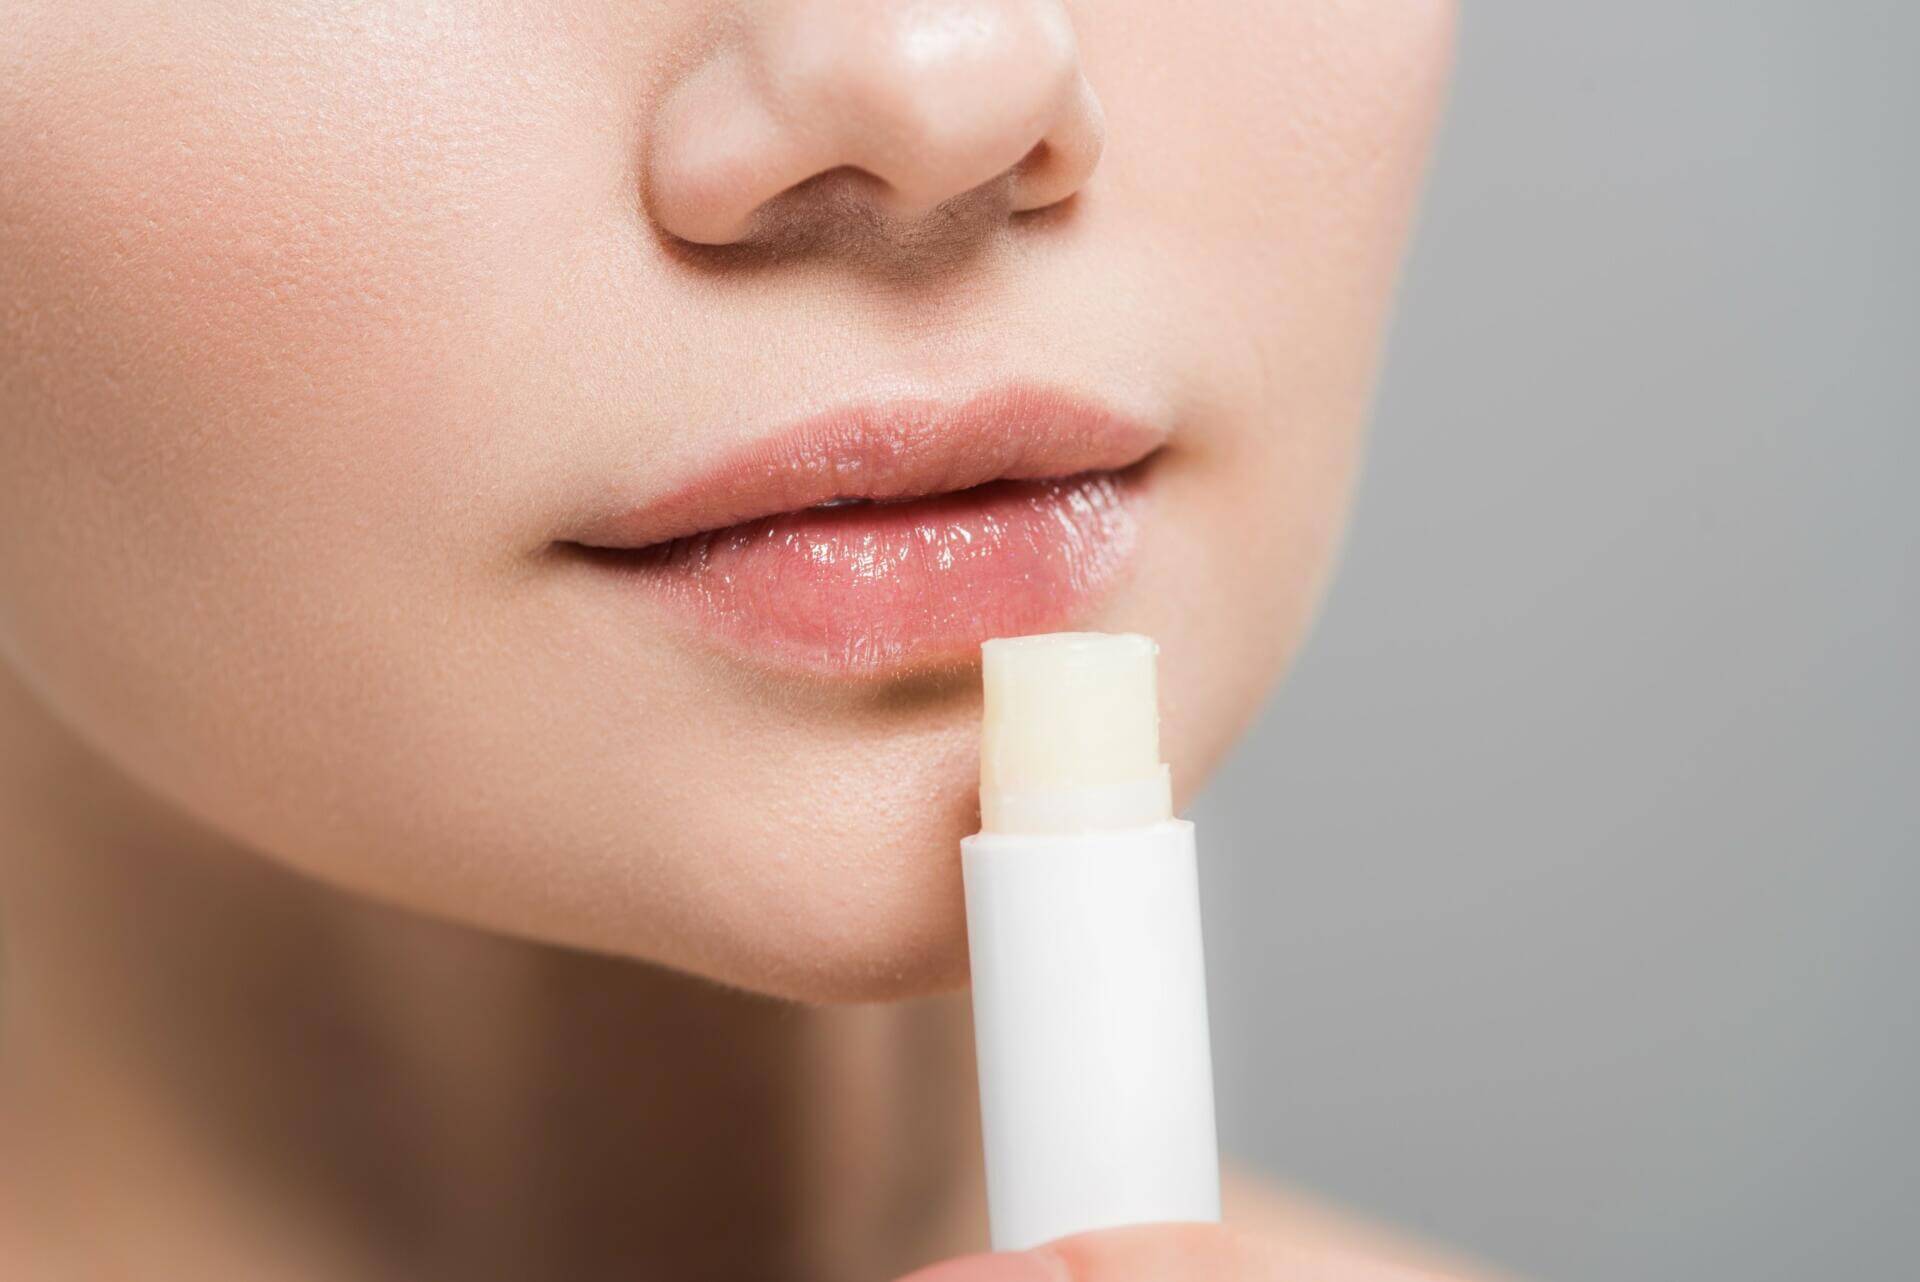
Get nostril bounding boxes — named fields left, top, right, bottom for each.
left=1013, top=139, right=1053, bottom=183
left=645, top=1, right=1105, bottom=248
left=1009, top=74, right=1104, bottom=214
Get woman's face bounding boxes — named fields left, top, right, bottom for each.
left=0, top=2, right=1451, bottom=999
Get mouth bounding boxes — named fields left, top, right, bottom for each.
left=560, top=384, right=1167, bottom=676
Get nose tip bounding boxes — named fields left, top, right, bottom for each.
left=647, top=0, right=1105, bottom=246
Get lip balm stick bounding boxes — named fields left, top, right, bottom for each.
left=961, top=632, right=1221, bottom=1251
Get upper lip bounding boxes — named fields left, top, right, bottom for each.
left=568, top=383, right=1168, bottom=551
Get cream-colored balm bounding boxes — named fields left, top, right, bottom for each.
left=978, top=633, right=1173, bottom=834
left=962, top=631, right=1221, bottom=1251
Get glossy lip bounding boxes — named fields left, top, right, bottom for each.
left=563, top=384, right=1167, bottom=677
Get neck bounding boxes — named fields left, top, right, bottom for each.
left=0, top=671, right=986, bottom=1282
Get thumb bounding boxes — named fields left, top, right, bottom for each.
left=896, top=1223, right=1268, bottom=1282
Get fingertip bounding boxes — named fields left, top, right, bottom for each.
left=1040, top=1221, right=1261, bottom=1276
left=894, top=1248, right=1071, bottom=1282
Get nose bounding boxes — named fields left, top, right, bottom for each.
left=647, top=0, right=1105, bottom=245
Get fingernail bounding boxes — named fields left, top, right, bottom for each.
left=894, top=1248, right=1068, bottom=1282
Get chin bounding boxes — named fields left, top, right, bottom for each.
left=650, top=790, right=986, bottom=1005
left=696, top=856, right=977, bottom=1005
left=590, top=688, right=993, bottom=1004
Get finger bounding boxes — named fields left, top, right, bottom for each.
left=895, top=1222, right=1272, bottom=1282
left=896, top=1218, right=1485, bottom=1282
left=1042, top=1223, right=1277, bottom=1279
left=894, top=1249, right=1066, bottom=1282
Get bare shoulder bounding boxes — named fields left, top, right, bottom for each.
left=1222, top=1165, right=1518, bottom=1281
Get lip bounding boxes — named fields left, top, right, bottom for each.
left=563, top=384, right=1166, bottom=676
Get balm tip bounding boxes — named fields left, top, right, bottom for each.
left=978, top=632, right=1171, bottom=834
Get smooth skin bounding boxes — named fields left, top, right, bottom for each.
left=0, top=2, right=1475, bottom=1278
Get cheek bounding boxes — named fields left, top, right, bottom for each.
left=0, top=7, right=622, bottom=900
left=2, top=5, right=582, bottom=547
left=1075, top=0, right=1455, bottom=752
left=0, top=6, right=605, bottom=722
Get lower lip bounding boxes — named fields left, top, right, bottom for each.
left=577, top=470, right=1146, bottom=676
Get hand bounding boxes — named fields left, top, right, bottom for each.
left=895, top=1220, right=1480, bottom=1282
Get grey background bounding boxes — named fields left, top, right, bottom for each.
left=1196, top=4, right=1919, bottom=1280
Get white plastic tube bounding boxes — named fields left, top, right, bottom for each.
left=961, top=633, right=1221, bottom=1252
